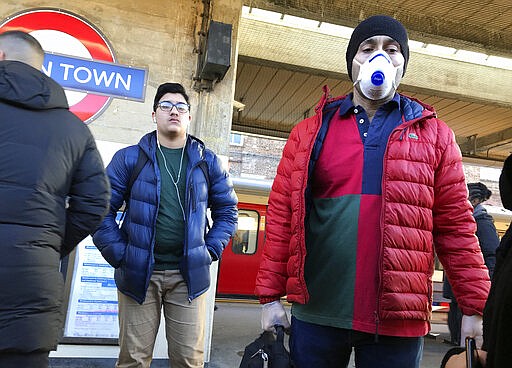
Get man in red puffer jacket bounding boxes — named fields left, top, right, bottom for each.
left=255, top=15, right=490, bottom=368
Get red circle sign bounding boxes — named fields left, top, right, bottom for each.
left=0, top=8, right=116, bottom=123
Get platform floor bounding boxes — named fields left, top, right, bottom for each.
left=49, top=301, right=455, bottom=368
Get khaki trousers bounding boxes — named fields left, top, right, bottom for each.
left=116, top=270, right=206, bottom=368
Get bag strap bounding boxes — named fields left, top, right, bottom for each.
left=125, top=148, right=149, bottom=202
left=275, top=325, right=285, bottom=344
left=120, top=148, right=149, bottom=222
left=199, top=161, right=210, bottom=189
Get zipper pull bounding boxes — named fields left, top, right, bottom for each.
left=262, top=351, right=269, bottom=368
left=398, top=127, right=407, bottom=141
left=250, top=349, right=269, bottom=367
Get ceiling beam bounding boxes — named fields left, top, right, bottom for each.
left=458, top=127, right=512, bottom=155
left=232, top=119, right=290, bottom=139
left=244, top=0, right=512, bottom=58
left=239, top=17, right=512, bottom=108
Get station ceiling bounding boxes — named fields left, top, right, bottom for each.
left=233, top=0, right=512, bottom=162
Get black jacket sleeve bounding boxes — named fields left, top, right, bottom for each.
left=61, top=136, right=110, bottom=258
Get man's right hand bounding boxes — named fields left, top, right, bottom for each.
left=261, top=300, right=290, bottom=331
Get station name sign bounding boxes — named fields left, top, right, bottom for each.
left=0, top=8, right=148, bottom=123
left=43, top=53, right=146, bottom=101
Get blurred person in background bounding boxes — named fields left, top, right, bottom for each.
left=443, top=182, right=499, bottom=345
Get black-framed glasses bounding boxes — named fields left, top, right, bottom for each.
left=158, top=101, right=190, bottom=114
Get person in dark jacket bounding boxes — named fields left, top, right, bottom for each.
left=93, top=82, right=238, bottom=368
left=443, top=182, right=500, bottom=345
left=0, top=31, right=110, bottom=368
left=478, top=154, right=512, bottom=367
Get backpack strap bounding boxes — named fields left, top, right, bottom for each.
left=125, top=148, right=149, bottom=201
left=121, top=148, right=149, bottom=220
left=199, top=161, right=210, bottom=190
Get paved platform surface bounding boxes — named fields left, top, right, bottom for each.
left=50, top=301, right=455, bottom=367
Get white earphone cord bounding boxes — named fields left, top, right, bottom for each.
left=158, top=142, right=186, bottom=221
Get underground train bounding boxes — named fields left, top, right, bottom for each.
left=216, top=177, right=512, bottom=312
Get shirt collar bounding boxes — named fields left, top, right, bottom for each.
left=339, top=92, right=401, bottom=116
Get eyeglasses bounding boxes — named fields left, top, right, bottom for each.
left=157, top=101, right=190, bottom=114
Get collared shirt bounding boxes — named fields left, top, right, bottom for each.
left=292, top=93, right=412, bottom=335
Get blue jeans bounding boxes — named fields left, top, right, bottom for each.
left=290, top=316, right=424, bottom=368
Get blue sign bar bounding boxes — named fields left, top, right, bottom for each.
left=42, top=52, right=147, bottom=101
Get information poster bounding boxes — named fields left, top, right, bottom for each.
left=64, top=236, right=119, bottom=339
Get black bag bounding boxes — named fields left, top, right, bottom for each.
left=239, top=325, right=292, bottom=368
left=439, top=337, right=483, bottom=368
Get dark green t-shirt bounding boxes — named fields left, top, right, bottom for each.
left=154, top=145, right=188, bottom=270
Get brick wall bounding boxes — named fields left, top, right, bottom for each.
left=230, top=133, right=505, bottom=207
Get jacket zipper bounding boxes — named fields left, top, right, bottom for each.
left=300, top=100, right=327, bottom=303
left=184, top=161, right=204, bottom=302
left=184, top=165, right=192, bottom=302
left=375, top=114, right=427, bottom=337
left=147, top=152, right=160, bottom=299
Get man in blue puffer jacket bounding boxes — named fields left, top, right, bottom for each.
left=93, top=82, right=238, bottom=368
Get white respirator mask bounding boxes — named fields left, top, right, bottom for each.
left=353, top=52, right=402, bottom=100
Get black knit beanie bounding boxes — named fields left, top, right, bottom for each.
left=346, top=15, right=410, bottom=81
left=500, top=154, right=512, bottom=210
left=153, top=82, right=189, bottom=112
left=468, top=182, right=492, bottom=202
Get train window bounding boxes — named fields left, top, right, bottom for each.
left=232, top=210, right=259, bottom=255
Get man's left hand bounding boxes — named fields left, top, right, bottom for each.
left=460, top=314, right=483, bottom=348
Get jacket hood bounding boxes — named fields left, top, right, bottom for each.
left=0, top=60, right=68, bottom=110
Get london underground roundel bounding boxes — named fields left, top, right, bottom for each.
left=0, top=8, right=116, bottom=124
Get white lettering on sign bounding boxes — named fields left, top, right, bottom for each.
left=75, top=66, right=92, bottom=83
left=42, top=61, right=132, bottom=91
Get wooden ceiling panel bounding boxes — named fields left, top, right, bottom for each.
left=278, top=74, right=327, bottom=123
left=250, top=69, right=295, bottom=121
left=491, top=8, right=512, bottom=31
left=268, top=72, right=312, bottom=126
left=236, top=65, right=276, bottom=116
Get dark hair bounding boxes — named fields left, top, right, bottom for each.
left=153, top=83, right=189, bottom=112
left=468, top=182, right=492, bottom=202
left=345, top=15, right=409, bottom=81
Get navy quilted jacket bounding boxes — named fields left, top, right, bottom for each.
left=0, top=61, right=110, bottom=353
left=93, top=131, right=238, bottom=303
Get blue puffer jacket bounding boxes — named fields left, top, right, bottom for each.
left=93, top=131, right=238, bottom=303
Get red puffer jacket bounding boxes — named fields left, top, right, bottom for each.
left=255, top=87, right=490, bottom=322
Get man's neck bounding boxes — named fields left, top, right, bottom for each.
left=157, top=133, right=187, bottom=149
left=352, top=89, right=394, bottom=121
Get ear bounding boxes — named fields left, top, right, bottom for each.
left=152, top=112, right=156, bottom=123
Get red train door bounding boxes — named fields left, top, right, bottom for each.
left=217, top=202, right=266, bottom=297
